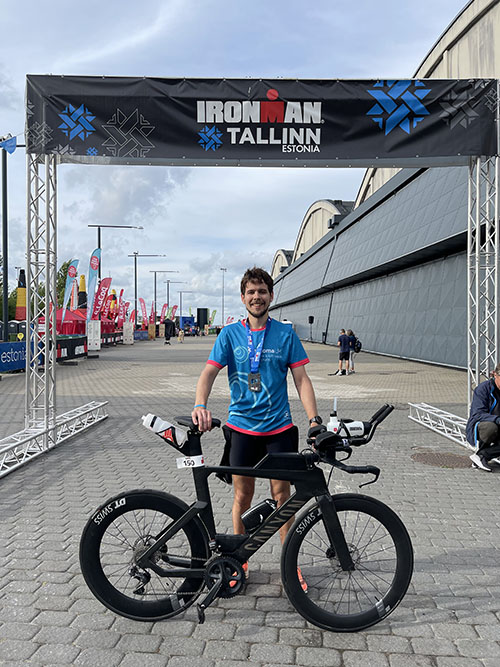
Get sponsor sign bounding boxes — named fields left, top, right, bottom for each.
left=91, top=277, right=112, bottom=320
left=0, top=342, right=27, bottom=371
left=26, top=76, right=497, bottom=167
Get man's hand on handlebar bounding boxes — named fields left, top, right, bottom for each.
left=191, top=406, right=213, bottom=432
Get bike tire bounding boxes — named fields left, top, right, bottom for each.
left=281, top=493, right=413, bottom=632
left=79, top=489, right=209, bottom=621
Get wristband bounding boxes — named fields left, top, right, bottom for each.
left=194, top=404, right=206, bottom=409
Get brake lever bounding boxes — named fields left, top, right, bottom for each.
left=359, top=466, right=380, bottom=488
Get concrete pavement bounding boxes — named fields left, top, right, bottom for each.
left=1, top=336, right=499, bottom=666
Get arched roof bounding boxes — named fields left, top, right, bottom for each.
left=355, top=0, right=499, bottom=206
left=271, top=249, right=294, bottom=279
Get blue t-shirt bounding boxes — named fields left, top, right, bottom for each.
left=208, top=318, right=309, bottom=435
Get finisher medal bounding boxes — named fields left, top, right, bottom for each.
left=248, top=372, right=262, bottom=392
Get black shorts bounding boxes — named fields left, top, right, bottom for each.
left=339, top=351, right=349, bottom=361
left=225, top=425, right=299, bottom=468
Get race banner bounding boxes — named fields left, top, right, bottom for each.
left=116, top=288, right=124, bottom=319
left=61, top=260, right=79, bottom=323
left=26, top=76, right=498, bottom=168
left=171, top=305, right=178, bottom=318
left=160, top=303, right=168, bottom=323
left=139, top=298, right=148, bottom=328
left=101, top=293, right=114, bottom=320
left=86, top=249, right=101, bottom=322
left=90, top=277, right=112, bottom=320
left=129, top=309, right=136, bottom=323
left=117, top=296, right=127, bottom=328
left=150, top=301, right=155, bottom=324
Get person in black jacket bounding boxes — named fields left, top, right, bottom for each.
left=164, top=318, right=175, bottom=345
left=466, top=363, right=500, bottom=471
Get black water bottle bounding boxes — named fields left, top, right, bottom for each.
left=241, top=499, right=277, bottom=533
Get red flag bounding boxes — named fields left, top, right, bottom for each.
left=160, top=303, right=168, bottom=323
left=101, top=293, right=114, bottom=320
left=149, top=301, right=155, bottom=324
left=91, top=277, right=112, bottom=320
left=117, top=296, right=127, bottom=328
left=139, top=298, right=148, bottom=328
left=171, top=305, right=178, bottom=318
left=129, top=309, right=136, bottom=323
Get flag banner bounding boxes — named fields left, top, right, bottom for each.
left=26, top=76, right=497, bottom=168
left=139, top=298, right=148, bottom=327
left=160, top=303, right=168, bottom=323
left=150, top=301, right=155, bottom=324
left=86, top=248, right=101, bottom=322
left=15, top=268, right=27, bottom=321
left=171, top=305, right=178, bottom=318
left=129, top=309, right=136, bottom=323
left=101, top=293, right=114, bottom=320
left=61, top=260, right=79, bottom=324
left=209, top=309, right=217, bottom=325
left=70, top=278, right=78, bottom=310
left=117, top=296, right=127, bottom=328
left=91, top=277, right=112, bottom=320
left=0, top=135, right=17, bottom=154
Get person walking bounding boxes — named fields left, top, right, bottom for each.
left=335, top=328, right=350, bottom=375
left=347, top=329, right=356, bottom=374
left=466, top=362, right=500, bottom=471
left=191, top=267, right=321, bottom=590
left=164, top=317, right=175, bottom=345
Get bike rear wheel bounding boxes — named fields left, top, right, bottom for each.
left=79, top=489, right=209, bottom=621
left=281, top=494, right=413, bottom=632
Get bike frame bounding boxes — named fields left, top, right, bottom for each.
left=136, top=428, right=355, bottom=573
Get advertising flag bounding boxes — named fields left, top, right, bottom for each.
left=171, top=305, right=178, bottom=318
left=90, top=277, right=112, bottom=320
left=61, top=260, right=79, bottom=324
left=209, top=309, right=217, bottom=325
left=150, top=301, right=155, bottom=324
left=101, top=293, right=113, bottom=320
left=70, top=278, right=78, bottom=311
left=160, top=303, right=168, bottom=323
left=117, top=296, right=127, bottom=328
left=139, top=298, right=148, bottom=328
left=86, top=249, right=101, bottom=322
left=129, top=309, right=136, bottom=323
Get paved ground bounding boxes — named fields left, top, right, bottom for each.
left=1, top=336, right=499, bottom=666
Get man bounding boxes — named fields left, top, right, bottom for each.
left=164, top=317, right=175, bottom=345
left=335, top=328, right=350, bottom=376
left=192, top=267, right=321, bottom=588
left=466, top=362, right=500, bottom=471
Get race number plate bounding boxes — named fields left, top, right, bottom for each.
left=176, top=455, right=205, bottom=469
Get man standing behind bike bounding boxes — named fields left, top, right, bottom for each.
left=192, top=267, right=321, bottom=583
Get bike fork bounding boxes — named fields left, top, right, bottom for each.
left=318, top=495, right=355, bottom=571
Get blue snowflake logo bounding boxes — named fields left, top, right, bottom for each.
left=367, top=80, right=431, bottom=135
left=198, top=126, right=223, bottom=151
left=86, top=147, right=98, bottom=156
left=58, top=104, right=96, bottom=141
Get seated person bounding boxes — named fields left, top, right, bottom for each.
left=466, top=363, right=500, bottom=471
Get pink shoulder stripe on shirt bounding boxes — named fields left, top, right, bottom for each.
left=207, top=359, right=224, bottom=369
left=289, top=358, right=309, bottom=368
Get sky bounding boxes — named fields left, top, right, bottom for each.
left=1, top=0, right=468, bottom=323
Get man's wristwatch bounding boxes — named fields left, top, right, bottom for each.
left=309, top=416, right=322, bottom=425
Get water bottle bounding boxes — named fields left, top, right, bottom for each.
left=142, top=413, right=187, bottom=450
left=241, top=499, right=277, bottom=533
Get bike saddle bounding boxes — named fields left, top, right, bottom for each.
left=175, top=416, right=221, bottom=429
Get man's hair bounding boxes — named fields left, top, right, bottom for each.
left=346, top=329, right=353, bottom=336
left=240, top=267, right=274, bottom=295
left=340, top=329, right=345, bottom=334
left=494, top=362, right=500, bottom=374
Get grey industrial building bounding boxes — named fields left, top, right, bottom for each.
left=270, top=0, right=499, bottom=369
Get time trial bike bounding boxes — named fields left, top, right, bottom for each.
left=79, top=404, right=413, bottom=632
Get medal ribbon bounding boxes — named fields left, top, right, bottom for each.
left=245, top=318, right=271, bottom=373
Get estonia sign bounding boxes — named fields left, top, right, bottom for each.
left=25, top=76, right=498, bottom=168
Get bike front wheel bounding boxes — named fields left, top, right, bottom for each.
left=79, top=489, right=209, bottom=621
left=281, top=494, right=413, bottom=632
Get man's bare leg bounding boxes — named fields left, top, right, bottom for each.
left=232, top=475, right=255, bottom=534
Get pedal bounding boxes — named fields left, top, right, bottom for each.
left=195, top=579, right=223, bottom=624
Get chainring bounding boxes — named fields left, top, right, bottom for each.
left=203, top=555, right=246, bottom=598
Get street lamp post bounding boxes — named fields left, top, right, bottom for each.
left=220, top=268, right=227, bottom=327
left=127, top=253, right=166, bottom=328
left=179, top=291, right=194, bottom=321
left=88, top=224, right=143, bottom=280
left=164, top=280, right=186, bottom=310
left=149, top=270, right=179, bottom=324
